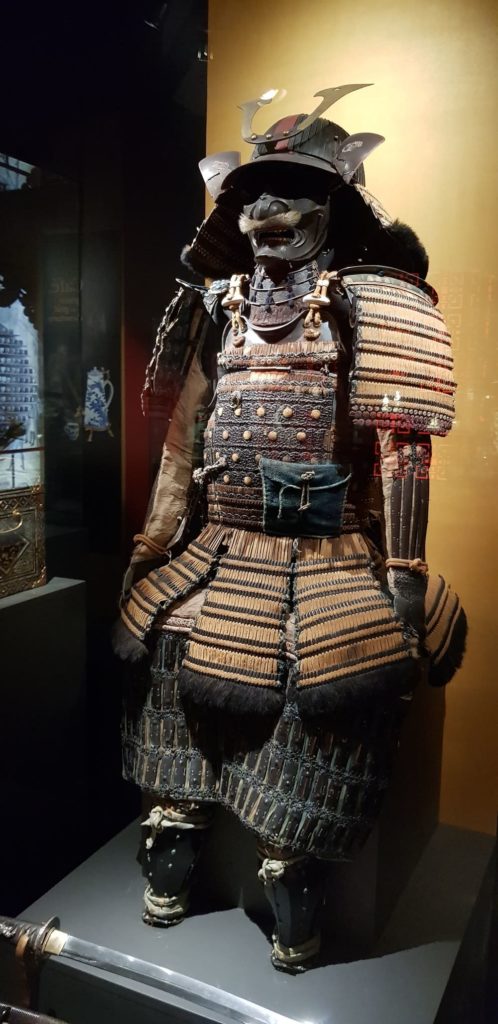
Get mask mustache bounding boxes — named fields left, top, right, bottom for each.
left=238, top=210, right=302, bottom=235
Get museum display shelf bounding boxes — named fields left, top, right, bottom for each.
left=7, top=819, right=493, bottom=1024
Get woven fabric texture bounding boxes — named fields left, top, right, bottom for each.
left=346, top=275, right=456, bottom=435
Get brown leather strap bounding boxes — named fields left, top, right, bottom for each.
left=385, top=557, right=429, bottom=575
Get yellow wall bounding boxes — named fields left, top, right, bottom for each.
left=207, top=0, right=498, bottom=835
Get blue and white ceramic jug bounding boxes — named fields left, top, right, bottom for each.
left=84, top=367, right=114, bottom=441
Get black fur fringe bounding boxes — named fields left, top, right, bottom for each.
left=428, top=607, right=468, bottom=688
left=181, top=244, right=196, bottom=273
left=111, top=617, right=148, bottom=663
left=296, top=658, right=419, bottom=718
left=178, top=666, right=284, bottom=717
left=387, top=221, right=429, bottom=278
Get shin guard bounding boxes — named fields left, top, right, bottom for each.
left=258, top=848, right=327, bottom=971
left=141, top=802, right=212, bottom=926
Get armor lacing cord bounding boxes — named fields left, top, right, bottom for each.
left=143, top=884, right=189, bottom=920
left=276, top=472, right=316, bottom=520
left=142, top=805, right=212, bottom=850
left=257, top=855, right=306, bottom=884
left=385, top=557, right=429, bottom=575
left=192, top=457, right=227, bottom=485
left=132, top=459, right=226, bottom=556
left=132, top=534, right=169, bottom=556
left=272, top=933, right=321, bottom=965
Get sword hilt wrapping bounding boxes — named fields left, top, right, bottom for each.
left=0, top=918, right=66, bottom=963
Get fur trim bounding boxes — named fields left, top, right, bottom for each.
left=178, top=666, right=284, bottom=717
left=327, top=185, right=430, bottom=278
left=238, top=209, right=301, bottom=235
left=112, top=617, right=148, bottom=662
left=428, top=606, right=468, bottom=687
left=180, top=244, right=195, bottom=271
left=386, top=220, right=429, bottom=278
left=296, top=657, right=419, bottom=718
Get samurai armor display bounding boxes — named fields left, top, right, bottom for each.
left=115, top=83, right=466, bottom=966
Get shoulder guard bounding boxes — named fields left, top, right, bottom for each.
left=340, top=266, right=456, bottom=436
left=142, top=280, right=223, bottom=413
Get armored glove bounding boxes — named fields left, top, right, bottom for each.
left=388, top=566, right=428, bottom=641
left=377, top=429, right=431, bottom=645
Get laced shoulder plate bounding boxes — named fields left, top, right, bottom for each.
left=343, top=270, right=455, bottom=436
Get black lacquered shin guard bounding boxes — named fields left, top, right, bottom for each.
left=141, top=803, right=213, bottom=926
left=258, top=850, right=328, bottom=971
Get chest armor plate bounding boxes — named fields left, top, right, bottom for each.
left=205, top=320, right=349, bottom=532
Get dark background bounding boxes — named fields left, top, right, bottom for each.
left=0, top=0, right=208, bottom=913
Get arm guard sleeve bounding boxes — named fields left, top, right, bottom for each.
left=377, top=429, right=432, bottom=564
left=131, top=350, right=212, bottom=567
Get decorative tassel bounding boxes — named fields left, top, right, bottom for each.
left=302, top=272, right=337, bottom=340
left=222, top=273, right=250, bottom=343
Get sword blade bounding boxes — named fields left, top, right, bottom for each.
left=55, top=934, right=303, bottom=1024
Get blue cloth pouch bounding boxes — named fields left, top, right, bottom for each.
left=260, top=458, right=352, bottom=538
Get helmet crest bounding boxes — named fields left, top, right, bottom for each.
left=239, top=84, right=372, bottom=145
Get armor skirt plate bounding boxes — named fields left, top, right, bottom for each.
left=122, top=632, right=408, bottom=861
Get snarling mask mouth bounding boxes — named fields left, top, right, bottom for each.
left=239, top=194, right=330, bottom=273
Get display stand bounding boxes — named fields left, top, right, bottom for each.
left=0, top=577, right=87, bottom=915
left=3, top=581, right=491, bottom=1022
left=14, top=820, right=493, bottom=1024
left=434, top=827, right=497, bottom=1023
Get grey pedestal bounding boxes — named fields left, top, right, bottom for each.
left=0, top=577, right=87, bottom=914
left=13, top=821, right=493, bottom=1024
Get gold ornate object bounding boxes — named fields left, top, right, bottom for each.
left=302, top=272, right=334, bottom=340
left=0, top=485, right=46, bottom=598
left=221, top=274, right=250, bottom=342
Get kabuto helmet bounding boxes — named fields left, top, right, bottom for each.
left=222, top=84, right=384, bottom=189
left=183, top=85, right=428, bottom=280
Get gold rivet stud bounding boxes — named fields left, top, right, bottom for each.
left=256, top=406, right=265, bottom=417
left=231, top=452, right=240, bottom=463
left=243, top=430, right=252, bottom=440
left=297, top=431, right=306, bottom=441
left=234, top=407, right=242, bottom=417
left=217, top=407, right=223, bottom=416
left=310, top=409, right=321, bottom=420
left=222, top=430, right=229, bottom=439
left=255, top=453, right=261, bottom=463
left=268, top=430, right=277, bottom=441
left=215, top=451, right=221, bottom=458
left=223, top=474, right=230, bottom=483
left=243, top=475, right=252, bottom=486
left=282, top=407, right=293, bottom=418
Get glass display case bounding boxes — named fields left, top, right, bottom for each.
left=0, top=155, right=45, bottom=596
left=0, top=152, right=82, bottom=596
